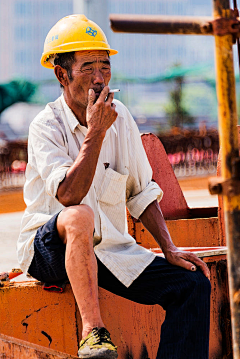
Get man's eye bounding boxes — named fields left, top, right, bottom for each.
left=101, top=66, right=111, bottom=72
left=82, top=67, right=93, bottom=73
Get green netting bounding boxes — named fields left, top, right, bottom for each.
left=0, top=79, right=37, bottom=114
left=111, top=64, right=214, bottom=84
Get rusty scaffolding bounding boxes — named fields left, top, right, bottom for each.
left=110, top=1, right=240, bottom=357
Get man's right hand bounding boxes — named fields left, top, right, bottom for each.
left=86, top=86, right=118, bottom=135
left=57, top=87, right=118, bottom=207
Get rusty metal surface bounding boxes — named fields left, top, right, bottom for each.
left=0, top=282, right=79, bottom=355
left=0, top=333, right=78, bottom=358
left=211, top=14, right=240, bottom=36
left=0, top=254, right=232, bottom=359
left=110, top=14, right=213, bottom=35
left=141, top=133, right=217, bottom=220
left=213, top=0, right=240, bottom=357
left=135, top=217, right=221, bottom=248
left=218, top=126, right=240, bottom=259
left=141, top=133, right=189, bottom=220
left=209, top=176, right=240, bottom=196
left=110, top=13, right=240, bottom=39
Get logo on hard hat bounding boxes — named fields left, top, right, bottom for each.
left=86, top=27, right=97, bottom=37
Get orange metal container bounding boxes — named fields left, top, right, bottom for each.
left=0, top=245, right=231, bottom=359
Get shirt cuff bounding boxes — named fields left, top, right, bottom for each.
left=46, top=167, right=68, bottom=198
left=127, top=181, right=163, bottom=219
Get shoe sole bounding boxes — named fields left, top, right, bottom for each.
left=78, top=348, right=118, bottom=359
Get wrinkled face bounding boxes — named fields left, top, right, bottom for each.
left=65, top=50, right=111, bottom=110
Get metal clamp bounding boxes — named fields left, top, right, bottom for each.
left=211, top=12, right=240, bottom=36
left=208, top=176, right=240, bottom=197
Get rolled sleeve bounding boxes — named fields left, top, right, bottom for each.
left=45, top=166, right=68, bottom=198
left=127, top=180, right=163, bottom=219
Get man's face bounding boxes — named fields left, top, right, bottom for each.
left=65, top=50, right=111, bottom=110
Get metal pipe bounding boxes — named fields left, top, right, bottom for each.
left=110, top=14, right=213, bottom=35
left=213, top=0, right=240, bottom=357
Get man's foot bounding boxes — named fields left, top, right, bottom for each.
left=78, top=327, right=118, bottom=359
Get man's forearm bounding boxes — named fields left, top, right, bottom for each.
left=139, top=200, right=176, bottom=253
left=139, top=199, right=210, bottom=278
left=57, top=128, right=105, bottom=207
left=57, top=87, right=118, bottom=207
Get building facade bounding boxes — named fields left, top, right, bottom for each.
left=0, top=0, right=73, bottom=82
left=0, top=0, right=224, bottom=128
left=73, top=0, right=215, bottom=78
left=0, top=0, right=215, bottom=83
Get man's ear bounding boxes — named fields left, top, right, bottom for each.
left=54, top=65, right=69, bottom=87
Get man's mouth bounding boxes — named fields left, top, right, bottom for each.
left=92, top=90, right=101, bottom=103
left=91, top=87, right=105, bottom=103
left=93, top=86, right=105, bottom=97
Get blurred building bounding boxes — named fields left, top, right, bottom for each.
left=0, top=0, right=215, bottom=84
left=74, top=0, right=214, bottom=78
left=0, top=0, right=73, bottom=83
left=0, top=0, right=220, bottom=132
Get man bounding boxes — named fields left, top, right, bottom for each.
left=18, top=14, right=211, bottom=359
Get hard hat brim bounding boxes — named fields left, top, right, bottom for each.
left=41, top=47, right=118, bottom=69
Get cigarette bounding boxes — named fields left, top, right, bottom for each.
left=109, top=89, right=120, bottom=93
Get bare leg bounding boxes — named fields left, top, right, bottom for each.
left=57, top=204, right=104, bottom=338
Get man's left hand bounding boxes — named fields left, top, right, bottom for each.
left=164, top=247, right=210, bottom=280
left=139, top=200, right=211, bottom=280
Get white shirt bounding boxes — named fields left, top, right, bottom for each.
left=17, top=95, right=163, bottom=287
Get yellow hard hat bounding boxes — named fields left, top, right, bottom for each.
left=41, top=14, right=118, bottom=69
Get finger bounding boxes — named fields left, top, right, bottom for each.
left=201, top=265, right=210, bottom=280
left=112, top=110, right=118, bottom=120
left=174, top=256, right=198, bottom=272
left=195, top=260, right=210, bottom=279
left=88, top=89, right=96, bottom=107
left=181, top=253, right=210, bottom=280
left=105, top=91, right=114, bottom=104
left=98, top=86, right=110, bottom=102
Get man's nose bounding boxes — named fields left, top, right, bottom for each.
left=92, top=68, right=104, bottom=84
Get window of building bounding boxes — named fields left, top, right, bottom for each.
left=15, top=25, right=33, bottom=41
left=15, top=2, right=32, bottom=16
left=15, top=50, right=27, bottom=65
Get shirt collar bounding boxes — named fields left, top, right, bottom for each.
left=60, top=94, right=80, bottom=133
left=60, top=93, right=117, bottom=138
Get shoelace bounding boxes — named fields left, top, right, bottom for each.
left=91, top=328, right=115, bottom=346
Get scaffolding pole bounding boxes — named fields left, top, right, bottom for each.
left=214, top=0, right=240, bottom=357
left=110, top=14, right=213, bottom=35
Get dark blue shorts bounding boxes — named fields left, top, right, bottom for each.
left=28, top=212, right=68, bottom=284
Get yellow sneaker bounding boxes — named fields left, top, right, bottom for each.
left=78, top=327, right=118, bottom=359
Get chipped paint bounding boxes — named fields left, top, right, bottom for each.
left=0, top=253, right=232, bottom=358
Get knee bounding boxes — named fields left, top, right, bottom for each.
left=58, top=204, right=95, bottom=234
left=190, top=270, right=211, bottom=298
left=201, top=272, right=211, bottom=296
